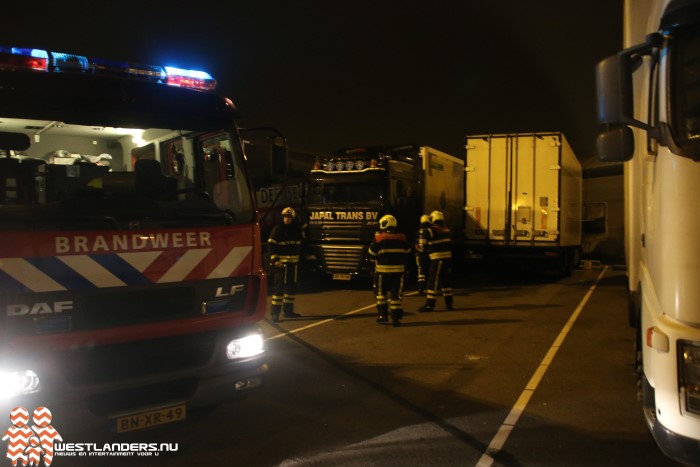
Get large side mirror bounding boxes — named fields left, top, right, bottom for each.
left=597, top=126, right=635, bottom=162
left=596, top=39, right=656, bottom=130
left=595, top=34, right=662, bottom=162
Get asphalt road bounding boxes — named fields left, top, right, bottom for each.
left=68, top=264, right=684, bottom=467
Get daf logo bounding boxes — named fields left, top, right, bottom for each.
left=7, top=301, right=73, bottom=316
left=215, top=285, right=245, bottom=297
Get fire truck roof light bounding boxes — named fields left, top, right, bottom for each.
left=0, top=47, right=49, bottom=71
left=50, top=51, right=89, bottom=72
left=0, top=45, right=217, bottom=91
left=164, top=66, right=217, bottom=91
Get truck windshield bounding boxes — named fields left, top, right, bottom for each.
left=673, top=27, right=700, bottom=146
left=0, top=118, right=254, bottom=230
left=306, top=178, right=384, bottom=205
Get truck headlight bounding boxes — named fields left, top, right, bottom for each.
left=0, top=370, right=40, bottom=399
left=226, top=332, right=264, bottom=360
left=680, top=342, right=700, bottom=415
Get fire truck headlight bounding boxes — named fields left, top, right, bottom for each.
left=226, top=333, right=264, bottom=360
left=0, top=370, right=40, bottom=399
left=681, top=342, right=700, bottom=415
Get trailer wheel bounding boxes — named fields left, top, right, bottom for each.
left=570, top=247, right=581, bottom=270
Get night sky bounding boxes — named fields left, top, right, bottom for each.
left=2, top=1, right=622, bottom=160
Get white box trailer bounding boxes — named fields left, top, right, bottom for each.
left=464, top=132, right=582, bottom=274
left=420, top=145, right=465, bottom=235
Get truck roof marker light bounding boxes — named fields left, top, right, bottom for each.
left=50, top=52, right=89, bottom=72
left=164, top=66, right=216, bottom=91
left=0, top=47, right=49, bottom=71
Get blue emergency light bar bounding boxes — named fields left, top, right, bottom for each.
left=0, top=46, right=216, bottom=91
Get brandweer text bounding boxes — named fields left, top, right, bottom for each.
left=55, top=232, right=212, bottom=254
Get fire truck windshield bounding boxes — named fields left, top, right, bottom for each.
left=0, top=118, right=255, bottom=230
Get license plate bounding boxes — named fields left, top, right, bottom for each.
left=332, top=273, right=351, bottom=280
left=115, top=403, right=186, bottom=433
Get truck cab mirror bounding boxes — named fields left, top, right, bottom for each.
left=596, top=34, right=663, bottom=162
left=596, top=34, right=662, bottom=127
left=0, top=132, right=31, bottom=151
left=597, top=125, right=635, bottom=162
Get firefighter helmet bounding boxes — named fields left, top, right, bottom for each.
left=420, top=214, right=430, bottom=224
left=429, top=210, right=444, bottom=223
left=282, top=206, right=296, bottom=218
left=379, top=214, right=397, bottom=230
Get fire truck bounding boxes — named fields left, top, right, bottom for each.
left=0, top=46, right=268, bottom=436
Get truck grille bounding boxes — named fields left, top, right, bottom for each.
left=308, top=221, right=364, bottom=241
left=321, top=245, right=364, bottom=271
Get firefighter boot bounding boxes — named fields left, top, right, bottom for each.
left=376, top=304, right=388, bottom=323
left=417, top=280, right=426, bottom=296
left=391, top=309, right=402, bottom=327
left=418, top=299, right=435, bottom=313
left=283, top=303, right=301, bottom=318
left=445, top=296, right=454, bottom=311
left=270, top=304, right=281, bottom=323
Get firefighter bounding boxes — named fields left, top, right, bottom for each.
left=418, top=210, right=454, bottom=312
left=268, top=206, right=303, bottom=322
left=368, top=214, right=411, bottom=327
left=414, top=214, right=431, bottom=295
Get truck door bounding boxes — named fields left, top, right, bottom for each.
left=512, top=134, right=535, bottom=242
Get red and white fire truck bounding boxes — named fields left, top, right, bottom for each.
left=0, top=46, right=268, bottom=435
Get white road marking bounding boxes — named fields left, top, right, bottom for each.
left=265, top=303, right=376, bottom=341
left=476, top=266, right=608, bottom=467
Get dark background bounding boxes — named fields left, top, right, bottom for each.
left=1, top=1, right=623, bottom=159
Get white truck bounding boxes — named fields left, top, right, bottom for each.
left=595, top=0, right=700, bottom=463
left=464, top=132, right=582, bottom=275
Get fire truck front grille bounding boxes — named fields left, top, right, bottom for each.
left=321, top=245, right=363, bottom=271
left=55, top=331, right=217, bottom=386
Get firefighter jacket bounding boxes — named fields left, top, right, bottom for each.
left=368, top=231, right=411, bottom=274
left=427, top=224, right=452, bottom=260
left=268, top=222, right=302, bottom=265
left=415, top=223, right=431, bottom=254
